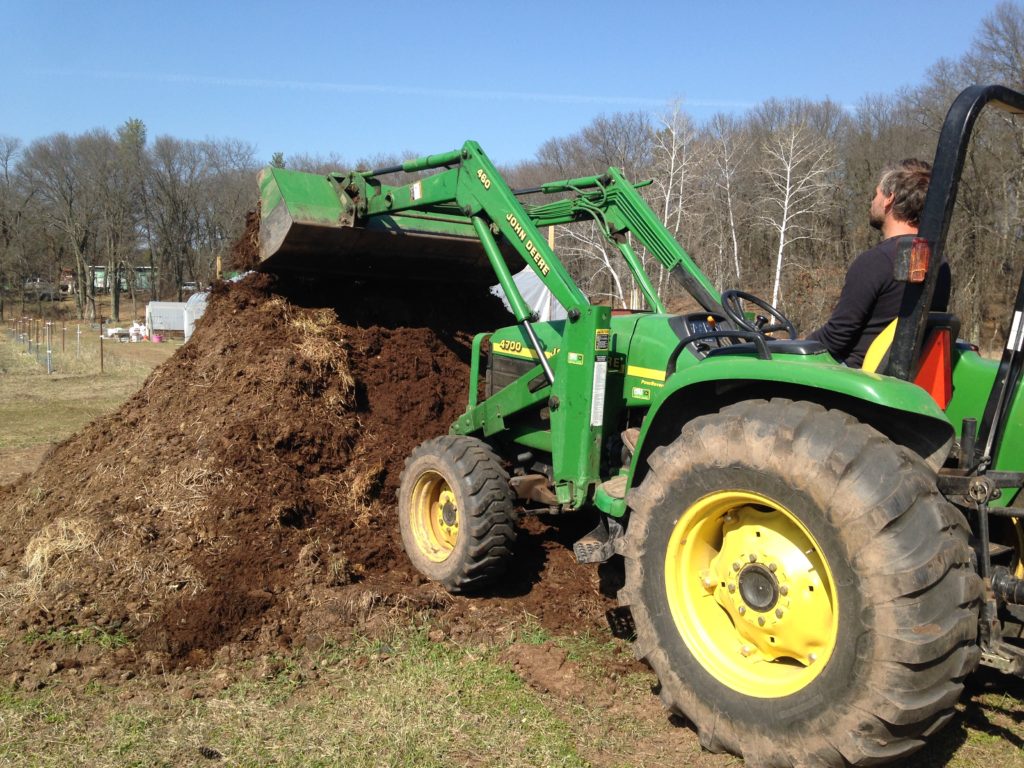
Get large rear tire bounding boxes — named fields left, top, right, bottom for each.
left=399, top=435, right=516, bottom=593
left=619, top=399, right=980, bottom=767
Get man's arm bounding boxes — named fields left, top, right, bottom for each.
left=807, top=249, right=887, bottom=362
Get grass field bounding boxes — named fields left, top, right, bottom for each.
left=1, top=331, right=1023, bottom=767
left=0, top=323, right=178, bottom=485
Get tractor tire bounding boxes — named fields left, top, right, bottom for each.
left=619, top=399, right=981, bottom=767
left=399, top=435, right=516, bottom=593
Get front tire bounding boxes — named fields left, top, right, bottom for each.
left=399, top=435, right=516, bottom=593
left=619, top=399, right=980, bottom=767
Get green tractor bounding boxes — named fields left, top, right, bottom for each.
left=258, top=85, right=1024, bottom=767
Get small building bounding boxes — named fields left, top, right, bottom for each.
left=146, top=292, right=209, bottom=341
left=133, top=266, right=155, bottom=292
left=88, top=265, right=156, bottom=293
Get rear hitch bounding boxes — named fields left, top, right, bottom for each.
left=980, top=639, right=1024, bottom=676
left=937, top=471, right=1024, bottom=674
left=977, top=573, right=1024, bottom=676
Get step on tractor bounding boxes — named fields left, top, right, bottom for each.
left=258, top=85, right=1024, bottom=766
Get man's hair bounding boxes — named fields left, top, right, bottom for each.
left=878, top=159, right=932, bottom=227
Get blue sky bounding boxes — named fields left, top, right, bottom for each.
left=1, top=0, right=1010, bottom=165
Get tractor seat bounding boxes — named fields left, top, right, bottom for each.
left=704, top=338, right=828, bottom=359
left=862, top=312, right=961, bottom=409
left=862, top=312, right=961, bottom=374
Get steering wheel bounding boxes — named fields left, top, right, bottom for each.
left=720, top=289, right=797, bottom=339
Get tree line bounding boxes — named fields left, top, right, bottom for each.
left=2, top=2, right=1024, bottom=341
left=513, top=1, right=1024, bottom=346
left=0, top=121, right=257, bottom=321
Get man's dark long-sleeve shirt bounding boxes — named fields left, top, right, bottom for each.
left=808, top=236, right=950, bottom=368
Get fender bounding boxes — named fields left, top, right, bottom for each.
left=625, top=355, right=955, bottom=505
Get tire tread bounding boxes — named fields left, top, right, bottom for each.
left=619, top=399, right=981, bottom=767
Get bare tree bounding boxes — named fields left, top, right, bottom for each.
left=197, top=138, right=258, bottom=283
left=0, top=136, right=28, bottom=317
left=650, top=102, right=699, bottom=298
left=755, top=107, right=837, bottom=307
left=116, top=119, right=152, bottom=317
left=706, top=114, right=750, bottom=287
left=20, top=133, right=102, bottom=319
left=148, top=136, right=205, bottom=299
left=535, top=113, right=659, bottom=307
left=970, top=0, right=1024, bottom=82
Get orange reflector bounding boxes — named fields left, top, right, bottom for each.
left=914, top=328, right=952, bottom=409
left=909, top=238, right=931, bottom=284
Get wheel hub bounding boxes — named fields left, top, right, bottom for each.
left=737, top=564, right=778, bottom=612
left=707, top=505, right=832, bottom=666
left=440, top=500, right=458, bottom=527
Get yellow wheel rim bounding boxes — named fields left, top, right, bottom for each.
left=408, top=470, right=460, bottom=563
left=665, top=490, right=838, bottom=698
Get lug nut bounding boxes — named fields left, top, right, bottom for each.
left=737, top=605, right=746, bottom=615
left=779, top=586, right=789, bottom=596
left=732, top=562, right=741, bottom=572
left=757, top=616, right=765, bottom=626
left=808, top=653, right=817, bottom=663
left=701, top=576, right=715, bottom=589
left=748, top=553, right=757, bottom=563
left=728, top=583, right=736, bottom=593
left=740, top=645, right=753, bottom=657
left=768, top=563, right=777, bottom=573
left=775, top=608, right=783, bottom=619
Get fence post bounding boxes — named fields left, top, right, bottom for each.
left=99, top=317, right=104, bottom=374
left=45, top=322, right=52, bottom=374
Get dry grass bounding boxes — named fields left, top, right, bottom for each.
left=0, top=517, right=102, bottom=613
left=0, top=332, right=176, bottom=453
left=348, top=459, right=385, bottom=504
left=19, top=518, right=101, bottom=601
left=290, top=306, right=355, bottom=397
left=296, top=537, right=353, bottom=587
left=4, top=318, right=176, bottom=376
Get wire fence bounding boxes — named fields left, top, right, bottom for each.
left=4, top=316, right=174, bottom=376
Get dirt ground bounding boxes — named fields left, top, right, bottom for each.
left=0, top=249, right=613, bottom=687
left=0, top=445, right=49, bottom=486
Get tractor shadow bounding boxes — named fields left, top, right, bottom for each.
left=484, top=511, right=605, bottom=600
left=893, top=665, right=1024, bottom=766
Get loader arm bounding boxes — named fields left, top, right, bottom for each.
left=341, top=141, right=589, bottom=323
left=334, top=144, right=725, bottom=318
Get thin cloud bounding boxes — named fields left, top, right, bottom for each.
left=35, top=68, right=756, bottom=110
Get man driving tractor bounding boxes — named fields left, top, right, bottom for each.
left=808, top=159, right=950, bottom=367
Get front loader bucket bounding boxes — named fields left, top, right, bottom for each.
left=257, top=166, right=518, bottom=283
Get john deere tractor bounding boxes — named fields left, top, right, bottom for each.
left=258, top=85, right=1024, bottom=766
